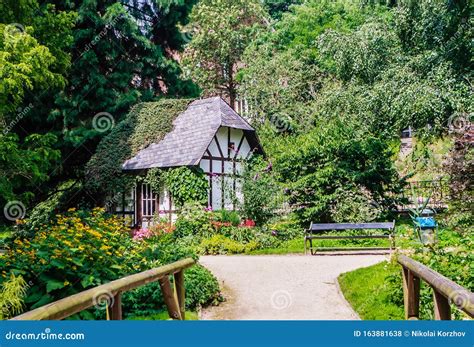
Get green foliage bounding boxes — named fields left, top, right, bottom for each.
left=86, top=99, right=192, bottom=198
left=444, top=129, right=473, bottom=226
left=214, top=210, right=241, bottom=226
left=182, top=0, right=267, bottom=104
left=330, top=185, right=383, bottom=223
left=0, top=207, right=221, bottom=318
left=263, top=0, right=302, bottom=19
left=173, top=202, right=214, bottom=239
left=318, top=22, right=399, bottom=83
left=122, top=264, right=221, bottom=317
left=199, top=234, right=258, bottom=255
left=165, top=167, right=208, bottom=207
left=0, top=133, right=60, bottom=207
left=0, top=274, right=29, bottom=319
left=275, top=119, right=399, bottom=224
left=239, top=156, right=279, bottom=225
left=0, top=209, right=141, bottom=313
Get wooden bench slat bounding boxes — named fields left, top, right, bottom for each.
left=309, top=222, right=394, bottom=231
left=309, top=247, right=392, bottom=252
left=306, top=235, right=390, bottom=240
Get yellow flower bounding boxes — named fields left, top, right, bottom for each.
left=64, top=281, right=70, bottom=286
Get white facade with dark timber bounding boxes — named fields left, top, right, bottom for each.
left=120, top=97, right=263, bottom=227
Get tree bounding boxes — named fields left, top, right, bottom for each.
left=274, top=118, right=400, bottom=224
left=0, top=2, right=75, bottom=214
left=51, top=0, right=199, bottom=185
left=182, top=0, right=267, bottom=107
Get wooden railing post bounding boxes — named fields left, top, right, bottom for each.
left=159, top=276, right=182, bottom=320
left=107, top=292, right=123, bottom=320
left=433, top=290, right=451, bottom=320
left=402, top=268, right=420, bottom=320
left=174, top=270, right=186, bottom=320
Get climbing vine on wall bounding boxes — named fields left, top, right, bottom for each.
left=85, top=99, right=192, bottom=200
left=164, top=167, right=208, bottom=207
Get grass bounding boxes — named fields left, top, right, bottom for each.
left=338, top=261, right=404, bottom=320
left=127, top=310, right=198, bottom=320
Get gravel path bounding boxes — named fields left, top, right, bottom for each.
left=199, top=254, right=387, bottom=320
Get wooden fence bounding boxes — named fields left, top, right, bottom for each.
left=398, top=254, right=474, bottom=320
left=11, top=258, right=195, bottom=320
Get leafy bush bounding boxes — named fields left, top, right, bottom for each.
left=239, top=156, right=280, bottom=225
left=164, top=167, right=208, bottom=207
left=329, top=185, right=383, bottom=223
left=0, top=275, right=29, bottom=319
left=122, top=264, right=221, bottom=317
left=0, top=208, right=142, bottom=313
left=199, top=235, right=258, bottom=255
left=213, top=210, right=241, bottom=226
left=275, top=120, right=400, bottom=224
left=174, top=202, right=214, bottom=239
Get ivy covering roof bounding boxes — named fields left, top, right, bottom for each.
left=122, top=96, right=257, bottom=171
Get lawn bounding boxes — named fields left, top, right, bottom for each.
left=338, top=261, right=404, bottom=320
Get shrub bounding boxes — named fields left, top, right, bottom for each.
left=174, top=202, right=214, bottom=239
left=199, top=235, right=258, bottom=255
left=266, top=218, right=303, bottom=241
left=122, top=264, right=221, bottom=317
left=213, top=210, right=241, bottom=226
left=0, top=208, right=142, bottom=313
left=164, top=167, right=208, bottom=207
left=329, top=185, right=383, bottom=223
left=0, top=275, right=29, bottom=319
left=238, top=156, right=280, bottom=226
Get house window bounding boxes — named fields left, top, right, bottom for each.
left=141, top=183, right=157, bottom=218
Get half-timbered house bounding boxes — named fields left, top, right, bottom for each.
left=120, top=96, right=263, bottom=227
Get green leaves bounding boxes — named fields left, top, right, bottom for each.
left=165, top=167, right=208, bottom=207
left=46, top=279, right=66, bottom=293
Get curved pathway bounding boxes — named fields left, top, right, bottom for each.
left=199, top=254, right=387, bottom=320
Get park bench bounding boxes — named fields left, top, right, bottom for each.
left=304, top=221, right=396, bottom=255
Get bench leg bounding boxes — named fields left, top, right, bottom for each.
left=309, top=237, right=314, bottom=255
left=304, top=236, right=307, bottom=255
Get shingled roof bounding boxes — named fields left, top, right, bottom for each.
left=122, top=97, right=260, bottom=171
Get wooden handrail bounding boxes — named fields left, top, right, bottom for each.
left=11, top=258, right=196, bottom=321
left=397, top=254, right=474, bottom=320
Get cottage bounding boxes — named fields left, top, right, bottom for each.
left=120, top=96, right=263, bottom=227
